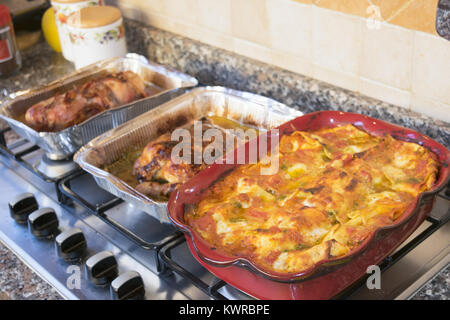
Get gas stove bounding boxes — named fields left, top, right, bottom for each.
left=0, top=127, right=449, bottom=300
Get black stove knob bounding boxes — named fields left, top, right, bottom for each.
left=85, top=251, right=118, bottom=286
left=28, top=208, right=59, bottom=238
left=111, top=271, right=145, bottom=300
left=9, top=193, right=39, bottom=224
left=55, top=228, right=87, bottom=262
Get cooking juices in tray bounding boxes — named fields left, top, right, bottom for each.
left=103, top=116, right=259, bottom=201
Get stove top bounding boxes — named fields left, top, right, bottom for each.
left=0, top=127, right=449, bottom=300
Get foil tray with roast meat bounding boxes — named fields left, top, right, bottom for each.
left=0, top=53, right=198, bottom=159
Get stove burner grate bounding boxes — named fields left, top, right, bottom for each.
left=0, top=127, right=78, bottom=202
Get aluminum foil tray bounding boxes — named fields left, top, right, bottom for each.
left=74, top=86, right=303, bottom=224
left=0, top=53, right=198, bottom=159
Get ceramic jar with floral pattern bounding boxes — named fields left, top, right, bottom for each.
left=50, top=0, right=103, bottom=62
left=66, top=6, right=127, bottom=69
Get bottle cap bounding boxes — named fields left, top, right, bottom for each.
left=0, top=4, right=12, bottom=28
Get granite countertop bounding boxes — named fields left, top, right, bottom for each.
left=0, top=242, right=62, bottom=300
left=0, top=19, right=448, bottom=300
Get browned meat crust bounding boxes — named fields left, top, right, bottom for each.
left=25, top=71, right=148, bottom=132
left=133, top=118, right=234, bottom=199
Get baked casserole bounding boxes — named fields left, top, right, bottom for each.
left=185, top=124, right=439, bottom=274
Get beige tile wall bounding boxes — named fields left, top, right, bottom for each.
left=110, top=0, right=450, bottom=122
left=294, top=0, right=439, bottom=35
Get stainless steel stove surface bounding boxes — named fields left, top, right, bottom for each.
left=0, top=128, right=449, bottom=300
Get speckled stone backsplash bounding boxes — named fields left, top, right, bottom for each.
left=437, top=0, right=450, bottom=40
left=123, top=20, right=450, bottom=148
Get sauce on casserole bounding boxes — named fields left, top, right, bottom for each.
left=185, top=124, right=439, bottom=274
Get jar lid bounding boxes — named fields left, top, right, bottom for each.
left=0, top=4, right=12, bottom=28
left=67, top=6, right=121, bottom=29
left=52, top=0, right=95, bottom=3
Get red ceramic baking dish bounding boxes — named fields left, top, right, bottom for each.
left=168, top=110, right=450, bottom=299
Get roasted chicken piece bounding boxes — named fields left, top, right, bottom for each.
left=25, top=71, right=149, bottom=132
left=133, top=117, right=238, bottom=199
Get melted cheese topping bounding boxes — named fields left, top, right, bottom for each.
left=185, top=124, right=439, bottom=274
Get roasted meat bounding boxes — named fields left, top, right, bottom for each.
left=25, top=71, right=149, bottom=132
left=133, top=117, right=238, bottom=199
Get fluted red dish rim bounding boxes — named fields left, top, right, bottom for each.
left=168, top=111, right=450, bottom=283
